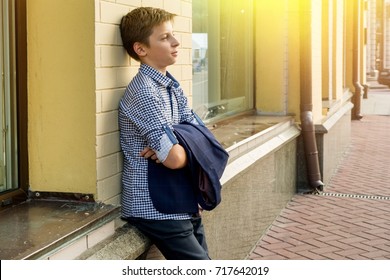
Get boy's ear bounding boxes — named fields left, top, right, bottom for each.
left=133, top=42, right=147, bottom=58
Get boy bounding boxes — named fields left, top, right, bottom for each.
left=119, top=7, right=210, bottom=260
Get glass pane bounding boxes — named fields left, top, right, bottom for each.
left=385, top=1, right=390, bottom=69
left=192, top=0, right=254, bottom=122
left=0, top=0, right=18, bottom=193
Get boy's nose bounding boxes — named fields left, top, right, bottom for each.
left=172, top=37, right=180, bottom=47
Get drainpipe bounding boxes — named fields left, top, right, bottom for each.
left=300, top=0, right=324, bottom=191
left=352, top=0, right=363, bottom=120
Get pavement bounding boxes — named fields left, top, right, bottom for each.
left=248, top=80, right=390, bottom=260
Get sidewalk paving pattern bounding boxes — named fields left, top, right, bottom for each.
left=248, top=87, right=390, bottom=260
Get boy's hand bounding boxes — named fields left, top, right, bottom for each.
left=198, top=205, right=204, bottom=216
left=140, top=147, right=160, bottom=163
left=140, top=145, right=187, bottom=169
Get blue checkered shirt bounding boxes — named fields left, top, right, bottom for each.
left=119, top=64, right=197, bottom=220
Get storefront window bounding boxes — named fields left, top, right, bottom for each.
left=0, top=0, right=19, bottom=195
left=192, top=0, right=254, bottom=122
left=0, top=0, right=28, bottom=205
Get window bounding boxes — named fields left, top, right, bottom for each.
left=192, top=0, right=254, bottom=122
left=384, top=1, right=390, bottom=69
left=0, top=0, right=27, bottom=205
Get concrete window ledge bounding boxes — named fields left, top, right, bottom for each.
left=0, top=199, right=119, bottom=260
left=212, top=115, right=299, bottom=185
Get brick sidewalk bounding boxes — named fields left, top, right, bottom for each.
left=248, top=113, right=390, bottom=260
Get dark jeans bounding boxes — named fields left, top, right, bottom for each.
left=127, top=216, right=210, bottom=260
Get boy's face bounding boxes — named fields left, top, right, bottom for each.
left=137, top=21, right=180, bottom=73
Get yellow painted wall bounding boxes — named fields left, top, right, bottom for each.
left=287, top=1, right=301, bottom=121
left=360, top=0, right=367, bottom=86
left=345, top=0, right=355, bottom=91
left=255, top=0, right=325, bottom=122
left=27, top=0, right=96, bottom=194
left=334, top=0, right=344, bottom=100
left=311, top=0, right=324, bottom=123
left=319, top=0, right=345, bottom=104
left=255, top=0, right=286, bottom=114
left=322, top=0, right=331, bottom=101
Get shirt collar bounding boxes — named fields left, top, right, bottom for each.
left=140, top=64, right=180, bottom=89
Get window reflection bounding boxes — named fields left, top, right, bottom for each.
left=0, top=0, right=18, bottom=194
left=192, top=0, right=254, bottom=122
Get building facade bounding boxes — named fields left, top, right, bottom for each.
left=0, top=0, right=367, bottom=259
left=369, top=0, right=390, bottom=82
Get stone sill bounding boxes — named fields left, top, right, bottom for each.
left=210, top=114, right=299, bottom=185
left=0, top=199, right=119, bottom=260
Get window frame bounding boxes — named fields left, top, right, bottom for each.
left=0, top=0, right=28, bottom=207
